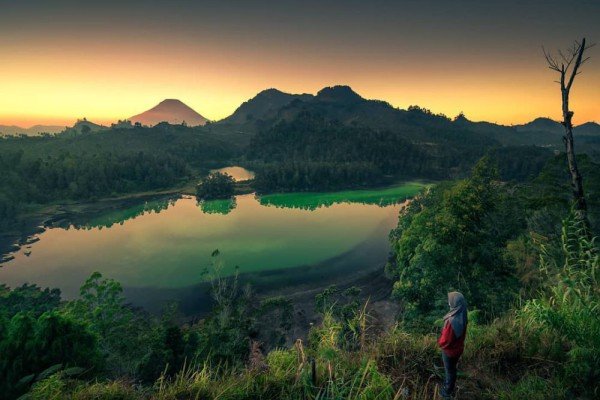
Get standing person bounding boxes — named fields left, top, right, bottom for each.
left=438, top=292, right=468, bottom=399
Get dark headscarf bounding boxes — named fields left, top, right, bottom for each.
left=443, top=291, right=468, bottom=338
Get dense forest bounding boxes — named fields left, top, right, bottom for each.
left=2, top=86, right=598, bottom=227
left=1, top=155, right=598, bottom=399
left=0, top=124, right=235, bottom=229
left=247, top=111, right=556, bottom=192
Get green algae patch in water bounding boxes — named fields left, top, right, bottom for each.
left=259, top=182, right=428, bottom=210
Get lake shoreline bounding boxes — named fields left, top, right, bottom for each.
left=0, top=179, right=415, bottom=342
left=0, top=178, right=429, bottom=265
left=0, top=175, right=427, bottom=341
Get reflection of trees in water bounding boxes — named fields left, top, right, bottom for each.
left=258, top=194, right=405, bottom=211
left=67, top=198, right=177, bottom=230
left=198, top=198, right=237, bottom=215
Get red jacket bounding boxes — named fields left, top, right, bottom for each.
left=438, top=320, right=466, bottom=358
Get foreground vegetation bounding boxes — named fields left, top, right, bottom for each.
left=0, top=156, right=598, bottom=399
left=3, top=216, right=598, bottom=399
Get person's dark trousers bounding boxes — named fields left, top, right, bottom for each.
left=441, top=352, right=459, bottom=398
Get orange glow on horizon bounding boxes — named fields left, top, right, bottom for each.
left=2, top=34, right=599, bottom=128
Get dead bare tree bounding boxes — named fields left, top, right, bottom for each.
left=543, top=38, right=594, bottom=226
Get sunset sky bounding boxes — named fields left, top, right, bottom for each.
left=1, top=0, right=599, bottom=127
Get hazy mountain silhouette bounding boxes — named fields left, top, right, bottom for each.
left=130, top=99, right=207, bottom=126
left=0, top=124, right=64, bottom=136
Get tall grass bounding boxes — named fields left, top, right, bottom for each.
left=519, top=213, right=600, bottom=396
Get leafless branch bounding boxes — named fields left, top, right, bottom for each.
left=543, top=47, right=562, bottom=72
left=543, top=39, right=595, bottom=92
left=566, top=38, right=586, bottom=90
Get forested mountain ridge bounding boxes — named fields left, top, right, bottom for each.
left=574, top=121, right=600, bottom=136
left=241, top=86, right=574, bottom=190
left=215, top=85, right=599, bottom=139
left=246, top=111, right=505, bottom=191
left=211, top=85, right=600, bottom=161
left=219, top=88, right=313, bottom=125
left=515, top=117, right=563, bottom=133
left=219, top=85, right=457, bottom=134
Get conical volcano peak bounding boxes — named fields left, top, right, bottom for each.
left=130, top=99, right=207, bottom=126
left=157, top=99, right=186, bottom=106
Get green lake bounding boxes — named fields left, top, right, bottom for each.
left=0, top=180, right=427, bottom=314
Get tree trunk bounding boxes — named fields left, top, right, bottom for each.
left=561, top=87, right=589, bottom=224
left=551, top=37, right=591, bottom=229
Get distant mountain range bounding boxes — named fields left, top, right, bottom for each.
left=2, top=87, right=599, bottom=142
left=0, top=99, right=208, bottom=136
left=129, top=99, right=208, bottom=126
left=0, top=124, right=65, bottom=136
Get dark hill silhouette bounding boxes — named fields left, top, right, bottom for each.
left=515, top=117, right=563, bottom=134
left=452, top=114, right=551, bottom=146
left=315, top=85, right=363, bottom=103
left=130, top=99, right=207, bottom=127
left=213, top=85, right=599, bottom=150
left=220, top=89, right=311, bottom=125
left=259, top=86, right=467, bottom=141
left=455, top=114, right=599, bottom=146
left=575, top=122, right=600, bottom=136
left=61, top=119, right=108, bottom=136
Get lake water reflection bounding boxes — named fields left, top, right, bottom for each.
left=210, top=166, right=255, bottom=181
left=0, top=184, right=423, bottom=313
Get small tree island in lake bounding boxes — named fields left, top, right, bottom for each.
left=196, top=172, right=235, bottom=200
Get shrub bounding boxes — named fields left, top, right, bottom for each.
left=0, top=311, right=101, bottom=399
left=196, top=172, right=235, bottom=200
